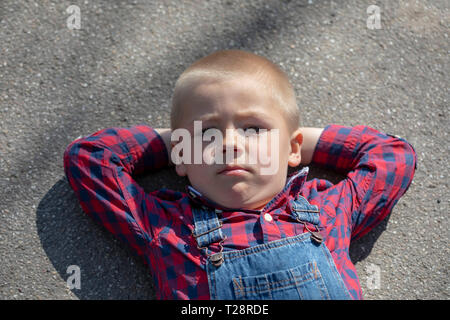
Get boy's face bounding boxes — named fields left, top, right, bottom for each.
left=172, top=76, right=302, bottom=210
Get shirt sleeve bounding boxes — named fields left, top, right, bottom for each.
left=311, top=124, right=417, bottom=241
left=63, top=124, right=169, bottom=258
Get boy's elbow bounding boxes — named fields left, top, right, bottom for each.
left=63, top=134, right=101, bottom=165
left=399, top=138, right=417, bottom=173
left=404, top=139, right=417, bottom=184
left=385, top=132, right=417, bottom=171
left=63, top=136, right=98, bottom=180
left=64, top=137, right=85, bottom=163
left=63, top=140, right=84, bottom=180
left=391, top=137, right=417, bottom=192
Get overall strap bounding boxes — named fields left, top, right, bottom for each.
left=291, top=195, right=320, bottom=224
left=291, top=195, right=323, bottom=244
left=191, top=205, right=225, bottom=249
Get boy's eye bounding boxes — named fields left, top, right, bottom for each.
left=201, top=126, right=264, bottom=137
left=202, top=128, right=210, bottom=134
left=201, top=127, right=217, bottom=136
left=244, top=126, right=261, bottom=135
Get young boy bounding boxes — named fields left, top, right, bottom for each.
left=63, top=50, right=417, bottom=300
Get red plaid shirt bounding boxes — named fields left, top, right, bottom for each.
left=63, top=124, right=417, bottom=299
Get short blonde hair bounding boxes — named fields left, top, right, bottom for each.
left=171, top=49, right=300, bottom=132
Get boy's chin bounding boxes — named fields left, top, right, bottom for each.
left=192, top=181, right=271, bottom=210
left=214, top=191, right=269, bottom=211
left=221, top=199, right=268, bottom=211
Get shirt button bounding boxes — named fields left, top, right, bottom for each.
left=264, top=213, right=273, bottom=222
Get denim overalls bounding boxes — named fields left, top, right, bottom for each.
left=191, top=192, right=352, bottom=300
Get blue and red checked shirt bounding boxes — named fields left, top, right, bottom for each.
left=63, top=124, right=417, bottom=300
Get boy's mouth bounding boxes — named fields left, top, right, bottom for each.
left=217, top=165, right=251, bottom=176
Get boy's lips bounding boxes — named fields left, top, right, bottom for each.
left=217, top=165, right=251, bottom=176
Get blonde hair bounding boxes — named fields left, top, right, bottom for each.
left=171, top=49, right=300, bottom=132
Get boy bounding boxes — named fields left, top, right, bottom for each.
left=63, top=50, right=417, bottom=299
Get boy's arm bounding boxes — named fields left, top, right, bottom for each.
left=306, top=124, right=417, bottom=241
left=63, top=125, right=169, bottom=258
left=298, top=127, right=325, bottom=165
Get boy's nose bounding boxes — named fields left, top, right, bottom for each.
left=222, top=143, right=240, bottom=155
left=221, top=129, right=245, bottom=160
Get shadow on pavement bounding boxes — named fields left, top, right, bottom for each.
left=36, top=165, right=385, bottom=299
left=36, top=178, right=157, bottom=299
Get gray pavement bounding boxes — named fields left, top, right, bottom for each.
left=0, top=0, right=448, bottom=300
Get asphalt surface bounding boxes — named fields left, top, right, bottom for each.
left=0, top=0, right=448, bottom=300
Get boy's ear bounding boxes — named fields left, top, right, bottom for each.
left=175, top=163, right=188, bottom=177
left=288, top=128, right=303, bottom=167
left=171, top=141, right=188, bottom=176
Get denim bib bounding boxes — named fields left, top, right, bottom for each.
left=191, top=194, right=351, bottom=300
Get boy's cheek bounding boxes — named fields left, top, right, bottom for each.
left=184, top=164, right=215, bottom=180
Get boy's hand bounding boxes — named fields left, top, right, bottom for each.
left=298, top=127, right=324, bottom=165
left=155, top=128, right=173, bottom=166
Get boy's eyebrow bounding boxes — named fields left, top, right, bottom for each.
left=193, top=107, right=270, bottom=123
left=196, top=113, right=220, bottom=122
left=234, top=108, right=271, bottom=120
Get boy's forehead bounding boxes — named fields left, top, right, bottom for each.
left=188, top=76, right=265, bottom=101
left=173, top=74, right=295, bottom=132
left=180, top=78, right=271, bottom=116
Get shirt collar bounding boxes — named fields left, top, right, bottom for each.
left=185, top=166, right=310, bottom=213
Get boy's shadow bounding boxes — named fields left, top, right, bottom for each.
left=37, top=165, right=387, bottom=299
